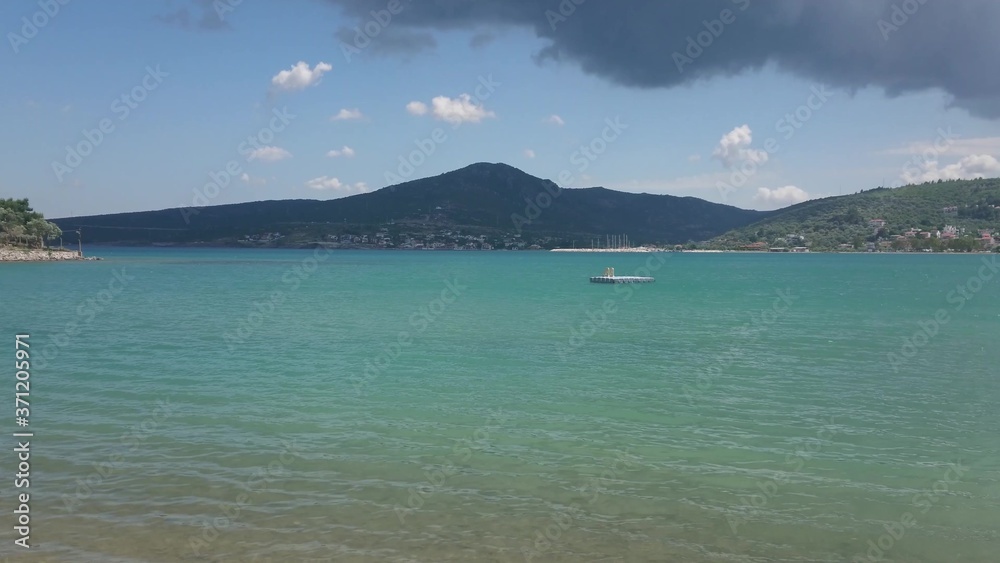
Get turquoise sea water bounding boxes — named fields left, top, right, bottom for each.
left=1, top=248, right=998, bottom=562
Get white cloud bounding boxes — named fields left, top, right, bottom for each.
left=902, top=154, right=1000, bottom=184
left=408, top=94, right=496, bottom=125
left=544, top=114, right=565, bottom=126
left=305, top=176, right=343, bottom=190
left=754, top=186, right=810, bottom=206
left=240, top=173, right=267, bottom=186
left=270, top=61, right=332, bottom=92
left=524, top=149, right=536, bottom=159
left=305, top=176, right=368, bottom=193
left=331, top=108, right=364, bottom=121
left=248, top=146, right=292, bottom=162
left=713, top=125, right=769, bottom=168
left=406, top=101, right=428, bottom=116
left=688, top=154, right=702, bottom=163
left=326, top=146, right=356, bottom=158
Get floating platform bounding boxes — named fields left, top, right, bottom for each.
left=589, top=267, right=654, bottom=284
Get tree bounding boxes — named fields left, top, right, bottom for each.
left=4, top=223, right=26, bottom=246
left=45, top=221, right=62, bottom=245
left=844, top=206, right=864, bottom=225
left=0, top=199, right=59, bottom=248
left=948, top=237, right=977, bottom=252
left=25, top=218, right=49, bottom=248
left=0, top=208, right=16, bottom=244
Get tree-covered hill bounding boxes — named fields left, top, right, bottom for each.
left=52, top=163, right=770, bottom=246
left=0, top=199, right=62, bottom=248
left=710, top=178, right=1000, bottom=250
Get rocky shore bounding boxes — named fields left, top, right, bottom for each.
left=0, top=247, right=83, bottom=262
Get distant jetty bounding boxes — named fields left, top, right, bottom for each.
left=0, top=248, right=83, bottom=262
left=589, top=267, right=655, bottom=284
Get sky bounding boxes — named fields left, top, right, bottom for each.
left=2, top=0, right=1000, bottom=218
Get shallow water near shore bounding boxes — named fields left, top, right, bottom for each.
left=1, top=248, right=998, bottom=562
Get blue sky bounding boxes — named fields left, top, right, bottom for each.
left=2, top=0, right=999, bottom=218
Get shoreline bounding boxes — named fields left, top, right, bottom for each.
left=50, top=242, right=999, bottom=255
left=0, top=247, right=84, bottom=262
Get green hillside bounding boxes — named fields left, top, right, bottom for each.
left=710, top=178, right=1000, bottom=251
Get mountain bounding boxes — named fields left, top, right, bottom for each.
left=709, top=178, right=1000, bottom=250
left=52, top=163, right=769, bottom=246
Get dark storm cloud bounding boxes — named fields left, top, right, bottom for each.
left=334, top=26, right=438, bottom=58
left=469, top=31, right=497, bottom=49
left=323, top=0, right=1000, bottom=118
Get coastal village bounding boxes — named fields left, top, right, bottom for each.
left=236, top=220, right=998, bottom=253
left=735, top=204, right=998, bottom=253
left=238, top=228, right=546, bottom=251
left=738, top=223, right=996, bottom=252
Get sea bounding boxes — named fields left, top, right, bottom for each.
left=1, top=247, right=998, bottom=562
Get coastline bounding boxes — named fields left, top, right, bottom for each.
left=53, top=241, right=999, bottom=255
left=0, top=247, right=84, bottom=262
